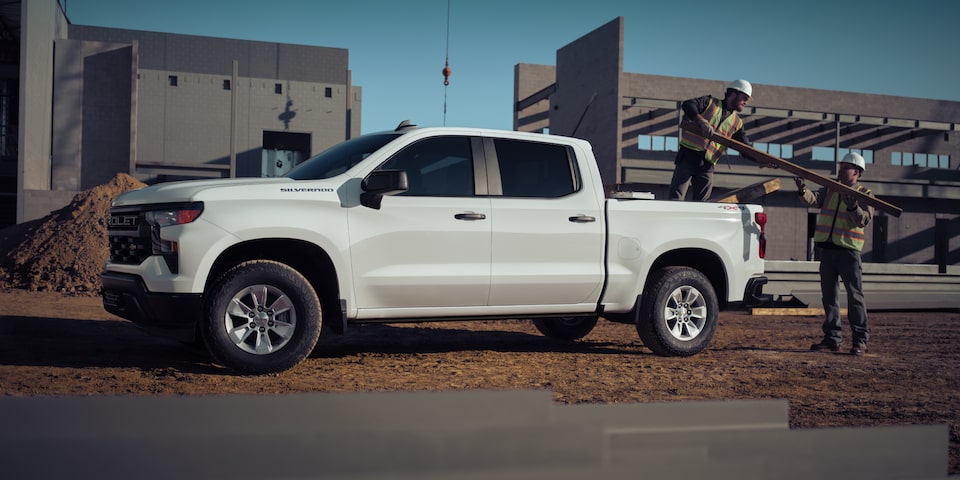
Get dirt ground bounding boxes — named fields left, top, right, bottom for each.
left=0, top=289, right=956, bottom=474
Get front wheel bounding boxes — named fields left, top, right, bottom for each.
left=532, top=316, right=598, bottom=340
left=636, top=267, right=718, bottom=356
left=202, top=260, right=322, bottom=375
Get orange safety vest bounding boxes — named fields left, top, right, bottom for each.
left=679, top=97, right=743, bottom=164
left=813, top=187, right=870, bottom=251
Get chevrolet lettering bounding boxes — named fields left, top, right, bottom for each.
left=108, top=215, right=138, bottom=228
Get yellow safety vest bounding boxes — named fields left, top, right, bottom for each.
left=679, top=97, right=744, bottom=164
left=813, top=187, right=870, bottom=251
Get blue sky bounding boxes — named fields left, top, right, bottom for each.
left=63, top=0, right=959, bottom=134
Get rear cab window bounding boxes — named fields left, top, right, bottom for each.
left=493, top=139, right=580, bottom=198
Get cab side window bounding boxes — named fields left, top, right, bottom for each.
left=377, top=136, right=475, bottom=197
left=494, top=139, right=578, bottom=198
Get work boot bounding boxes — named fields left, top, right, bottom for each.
left=810, top=340, right=839, bottom=352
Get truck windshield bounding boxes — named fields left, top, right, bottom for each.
left=286, top=133, right=402, bottom=180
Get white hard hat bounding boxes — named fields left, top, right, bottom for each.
left=840, top=152, right=866, bottom=172
left=728, top=79, right=752, bottom=97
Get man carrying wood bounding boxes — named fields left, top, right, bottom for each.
left=669, top=79, right=754, bottom=201
left=797, top=152, right=874, bottom=356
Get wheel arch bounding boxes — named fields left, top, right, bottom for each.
left=205, top=239, right=343, bottom=332
left=648, top=248, right=728, bottom=309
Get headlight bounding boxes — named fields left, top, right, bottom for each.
left=144, top=202, right=204, bottom=261
left=144, top=203, right=203, bottom=227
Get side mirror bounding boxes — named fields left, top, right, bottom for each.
left=360, top=169, right=408, bottom=209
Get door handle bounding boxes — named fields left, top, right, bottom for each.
left=455, top=212, right=486, bottom=221
left=568, top=215, right=596, bottom=223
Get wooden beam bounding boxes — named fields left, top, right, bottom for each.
left=680, top=122, right=903, bottom=217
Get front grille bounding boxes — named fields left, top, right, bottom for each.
left=107, top=209, right=151, bottom=265
left=108, top=233, right=151, bottom=265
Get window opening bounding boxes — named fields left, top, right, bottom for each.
left=377, top=136, right=475, bottom=197
left=495, top=139, right=577, bottom=198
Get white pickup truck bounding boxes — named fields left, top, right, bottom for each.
left=102, top=122, right=768, bottom=374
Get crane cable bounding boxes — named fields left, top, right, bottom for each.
left=442, top=0, right=451, bottom=125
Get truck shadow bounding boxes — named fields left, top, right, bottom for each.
left=0, top=315, right=646, bottom=373
left=0, top=315, right=218, bottom=373
left=313, top=323, right=644, bottom=358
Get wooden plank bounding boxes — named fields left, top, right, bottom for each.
left=680, top=122, right=903, bottom=217
left=714, top=178, right=781, bottom=203
left=551, top=399, right=789, bottom=432
left=750, top=308, right=845, bottom=316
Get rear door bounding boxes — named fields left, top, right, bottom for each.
left=486, top=137, right=605, bottom=308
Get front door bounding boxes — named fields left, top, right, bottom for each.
left=348, top=135, right=492, bottom=313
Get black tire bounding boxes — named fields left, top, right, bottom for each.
left=532, top=316, right=598, bottom=341
left=202, top=260, right=321, bottom=375
left=636, top=266, right=718, bottom=356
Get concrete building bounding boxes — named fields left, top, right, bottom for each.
left=515, top=17, right=960, bottom=272
left=6, top=0, right=360, bottom=226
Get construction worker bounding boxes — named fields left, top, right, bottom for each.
left=795, top=152, right=875, bottom=356
left=669, top=79, right=753, bottom=201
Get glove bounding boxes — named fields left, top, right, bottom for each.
left=794, top=177, right=805, bottom=191
left=698, top=118, right=715, bottom=138
left=842, top=194, right=858, bottom=210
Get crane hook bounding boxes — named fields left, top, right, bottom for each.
left=442, top=60, right=451, bottom=86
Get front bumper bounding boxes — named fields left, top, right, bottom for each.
left=101, top=271, right=203, bottom=343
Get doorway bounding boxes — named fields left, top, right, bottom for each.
left=262, top=131, right=311, bottom=177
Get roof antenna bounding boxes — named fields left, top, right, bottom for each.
left=442, top=0, right=452, bottom=126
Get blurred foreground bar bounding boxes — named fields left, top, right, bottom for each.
left=0, top=390, right=949, bottom=479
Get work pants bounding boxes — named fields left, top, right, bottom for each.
left=819, top=246, right=869, bottom=347
left=668, top=148, right=715, bottom=201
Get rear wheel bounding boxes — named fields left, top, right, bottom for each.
left=202, top=260, right=321, bottom=374
left=636, top=267, right=718, bottom=356
left=532, top=316, right=598, bottom=340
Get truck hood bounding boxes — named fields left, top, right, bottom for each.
left=111, top=177, right=314, bottom=206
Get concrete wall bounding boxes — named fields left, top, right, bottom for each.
left=68, top=26, right=349, bottom=84
left=513, top=63, right=554, bottom=133
left=552, top=17, right=623, bottom=188
left=19, top=0, right=68, bottom=222
left=52, top=38, right=133, bottom=192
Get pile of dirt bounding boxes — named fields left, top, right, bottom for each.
left=0, top=173, right=147, bottom=294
